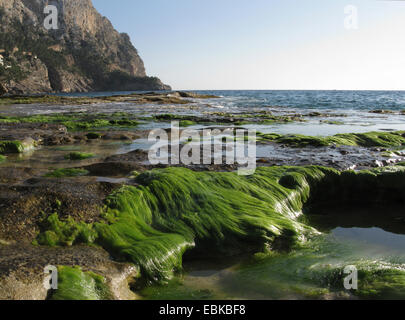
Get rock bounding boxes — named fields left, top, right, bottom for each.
left=0, top=123, right=73, bottom=147
left=0, top=83, right=7, bottom=95
left=0, top=177, right=118, bottom=243
left=175, top=91, right=220, bottom=99
left=0, top=0, right=170, bottom=93
left=101, top=132, right=139, bottom=140
left=0, top=244, right=138, bottom=300
left=369, top=110, right=395, bottom=114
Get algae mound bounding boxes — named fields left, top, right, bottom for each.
left=50, top=266, right=112, bottom=300
left=259, top=131, right=405, bottom=148
left=65, top=152, right=94, bottom=161
left=35, top=165, right=405, bottom=290
left=0, top=112, right=140, bottom=131
left=0, top=140, right=24, bottom=154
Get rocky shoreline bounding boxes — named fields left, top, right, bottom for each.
left=0, top=92, right=405, bottom=300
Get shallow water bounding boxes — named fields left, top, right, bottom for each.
left=140, top=205, right=405, bottom=300
left=332, top=227, right=405, bottom=255
left=0, top=140, right=127, bottom=169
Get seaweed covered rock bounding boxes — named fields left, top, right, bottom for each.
left=19, top=165, right=405, bottom=296
left=0, top=244, right=137, bottom=300
left=50, top=266, right=112, bottom=300
left=32, top=166, right=332, bottom=282
left=259, top=131, right=405, bottom=148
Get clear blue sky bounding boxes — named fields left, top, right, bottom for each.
left=92, top=0, right=405, bottom=90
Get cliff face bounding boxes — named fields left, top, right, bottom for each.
left=0, top=0, right=170, bottom=94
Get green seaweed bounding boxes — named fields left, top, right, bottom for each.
left=45, top=168, right=89, bottom=178
left=34, top=166, right=332, bottom=282
left=35, top=165, right=405, bottom=287
left=0, top=140, right=24, bottom=154
left=0, top=112, right=140, bottom=131
left=141, top=233, right=405, bottom=300
left=0, top=95, right=74, bottom=106
left=179, top=120, right=196, bottom=127
left=259, top=131, right=405, bottom=148
left=320, top=120, right=345, bottom=125
left=153, top=112, right=303, bottom=126
left=65, top=152, right=94, bottom=161
left=140, top=278, right=216, bottom=300
left=224, top=236, right=405, bottom=300
left=50, top=266, right=112, bottom=300
left=35, top=213, right=96, bottom=246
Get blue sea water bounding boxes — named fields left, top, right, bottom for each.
left=60, top=90, right=405, bottom=111
left=194, top=90, right=405, bottom=111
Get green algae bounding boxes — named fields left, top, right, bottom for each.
left=228, top=236, right=405, bottom=300
left=140, top=278, right=216, bottom=300
left=258, top=131, right=405, bottom=148
left=35, top=165, right=405, bottom=291
left=153, top=112, right=303, bottom=126
left=36, top=166, right=323, bottom=282
left=0, top=112, right=140, bottom=131
left=129, top=170, right=141, bottom=179
left=0, top=140, right=24, bottom=154
left=50, top=266, right=112, bottom=300
left=320, top=120, right=345, bottom=125
left=179, top=120, right=196, bottom=127
left=141, top=235, right=405, bottom=300
left=0, top=95, right=76, bottom=106
left=45, top=168, right=89, bottom=178
left=35, top=213, right=96, bottom=246
left=65, top=152, right=94, bottom=161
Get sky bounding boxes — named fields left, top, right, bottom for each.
left=92, top=0, right=405, bottom=90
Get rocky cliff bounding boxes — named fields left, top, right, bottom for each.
left=0, top=0, right=170, bottom=94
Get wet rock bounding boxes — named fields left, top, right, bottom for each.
left=101, top=132, right=139, bottom=140
left=0, top=123, right=73, bottom=147
left=255, top=144, right=404, bottom=171
left=0, top=244, right=138, bottom=300
left=0, top=167, right=44, bottom=184
left=105, top=149, right=149, bottom=163
left=84, top=162, right=146, bottom=176
left=0, top=177, right=118, bottom=243
left=369, top=110, right=395, bottom=114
